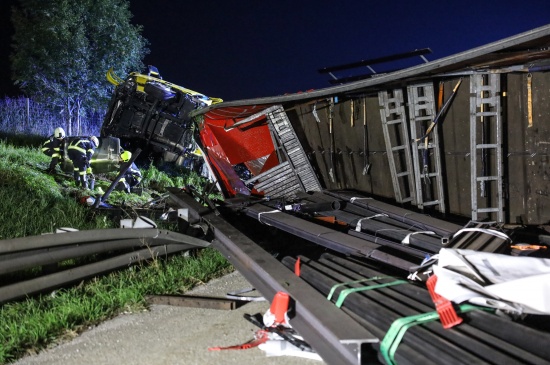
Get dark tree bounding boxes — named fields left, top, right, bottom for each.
left=10, top=0, right=149, bottom=135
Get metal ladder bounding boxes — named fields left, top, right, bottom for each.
left=469, top=73, right=504, bottom=222
left=267, top=105, right=322, bottom=193
left=245, top=105, right=322, bottom=199
left=407, top=82, right=446, bottom=213
left=378, top=89, right=416, bottom=204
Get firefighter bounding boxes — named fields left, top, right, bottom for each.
left=42, top=127, right=66, bottom=174
left=67, top=136, right=99, bottom=189
left=116, top=150, right=142, bottom=193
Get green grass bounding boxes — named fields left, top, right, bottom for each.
left=0, top=140, right=232, bottom=364
left=0, top=142, right=113, bottom=238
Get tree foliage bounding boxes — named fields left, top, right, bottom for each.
left=10, top=0, right=149, bottom=134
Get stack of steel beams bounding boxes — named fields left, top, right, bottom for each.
left=282, top=253, right=550, bottom=364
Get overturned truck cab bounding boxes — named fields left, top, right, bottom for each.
left=100, top=66, right=222, bottom=172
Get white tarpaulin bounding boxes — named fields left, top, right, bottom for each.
left=432, top=248, right=550, bottom=315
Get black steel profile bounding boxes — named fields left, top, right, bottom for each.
left=242, top=202, right=379, bottom=256
left=322, top=253, right=550, bottom=364
left=0, top=244, right=191, bottom=304
left=347, top=230, right=427, bottom=259
left=283, top=254, right=550, bottom=364
left=317, top=254, right=549, bottom=363
left=292, top=192, right=444, bottom=256
left=282, top=256, right=478, bottom=364
left=243, top=200, right=438, bottom=270
left=446, top=222, right=510, bottom=253
left=324, top=190, right=461, bottom=238
left=166, top=188, right=378, bottom=365
left=0, top=227, right=211, bottom=303
left=0, top=237, right=204, bottom=276
left=292, top=200, right=343, bottom=213
left=338, top=308, right=437, bottom=365
left=0, top=228, right=209, bottom=254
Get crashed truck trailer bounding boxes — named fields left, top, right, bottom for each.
left=3, top=25, right=550, bottom=365
left=189, top=24, right=550, bottom=226
left=98, top=25, right=550, bottom=225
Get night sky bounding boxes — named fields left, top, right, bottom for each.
left=1, top=0, right=549, bottom=101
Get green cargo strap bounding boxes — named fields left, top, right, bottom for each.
left=380, top=304, right=489, bottom=365
left=335, top=279, right=407, bottom=308
left=327, top=276, right=389, bottom=301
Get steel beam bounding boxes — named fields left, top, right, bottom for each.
left=167, top=188, right=378, bottom=365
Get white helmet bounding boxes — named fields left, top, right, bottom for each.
left=90, top=136, right=99, bottom=148
left=54, top=127, right=65, bottom=139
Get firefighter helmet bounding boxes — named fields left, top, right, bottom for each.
left=120, top=150, right=132, bottom=163
left=54, top=127, right=65, bottom=139
left=90, top=136, right=99, bottom=148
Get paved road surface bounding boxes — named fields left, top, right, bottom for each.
left=12, top=271, right=324, bottom=365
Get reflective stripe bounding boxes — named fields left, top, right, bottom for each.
left=68, top=145, right=86, bottom=154
left=68, top=140, right=87, bottom=154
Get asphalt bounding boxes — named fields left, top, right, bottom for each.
left=11, top=271, right=325, bottom=365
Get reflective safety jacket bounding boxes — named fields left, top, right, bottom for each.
left=120, top=162, right=142, bottom=187
left=41, top=136, right=64, bottom=158
left=68, top=138, right=95, bottom=161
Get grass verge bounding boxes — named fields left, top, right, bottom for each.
left=0, top=140, right=232, bottom=364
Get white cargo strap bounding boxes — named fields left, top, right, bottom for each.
left=355, top=213, right=389, bottom=232
left=401, top=231, right=436, bottom=245
left=257, top=210, right=281, bottom=225
left=350, top=197, right=373, bottom=203
left=451, top=228, right=511, bottom=242
left=226, top=287, right=266, bottom=302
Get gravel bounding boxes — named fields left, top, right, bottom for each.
left=12, top=271, right=325, bottom=365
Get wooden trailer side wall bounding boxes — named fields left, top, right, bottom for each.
left=288, top=72, right=550, bottom=225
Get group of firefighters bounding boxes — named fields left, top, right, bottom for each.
left=41, top=127, right=142, bottom=194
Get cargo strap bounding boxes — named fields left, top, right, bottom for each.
left=355, top=214, right=388, bottom=232
left=257, top=210, right=281, bottom=225
left=208, top=329, right=269, bottom=351
left=327, top=277, right=407, bottom=308
left=349, top=196, right=373, bottom=203
left=401, top=231, right=436, bottom=245
left=225, top=287, right=266, bottom=302
left=380, top=304, right=488, bottom=365
left=451, top=227, right=511, bottom=242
